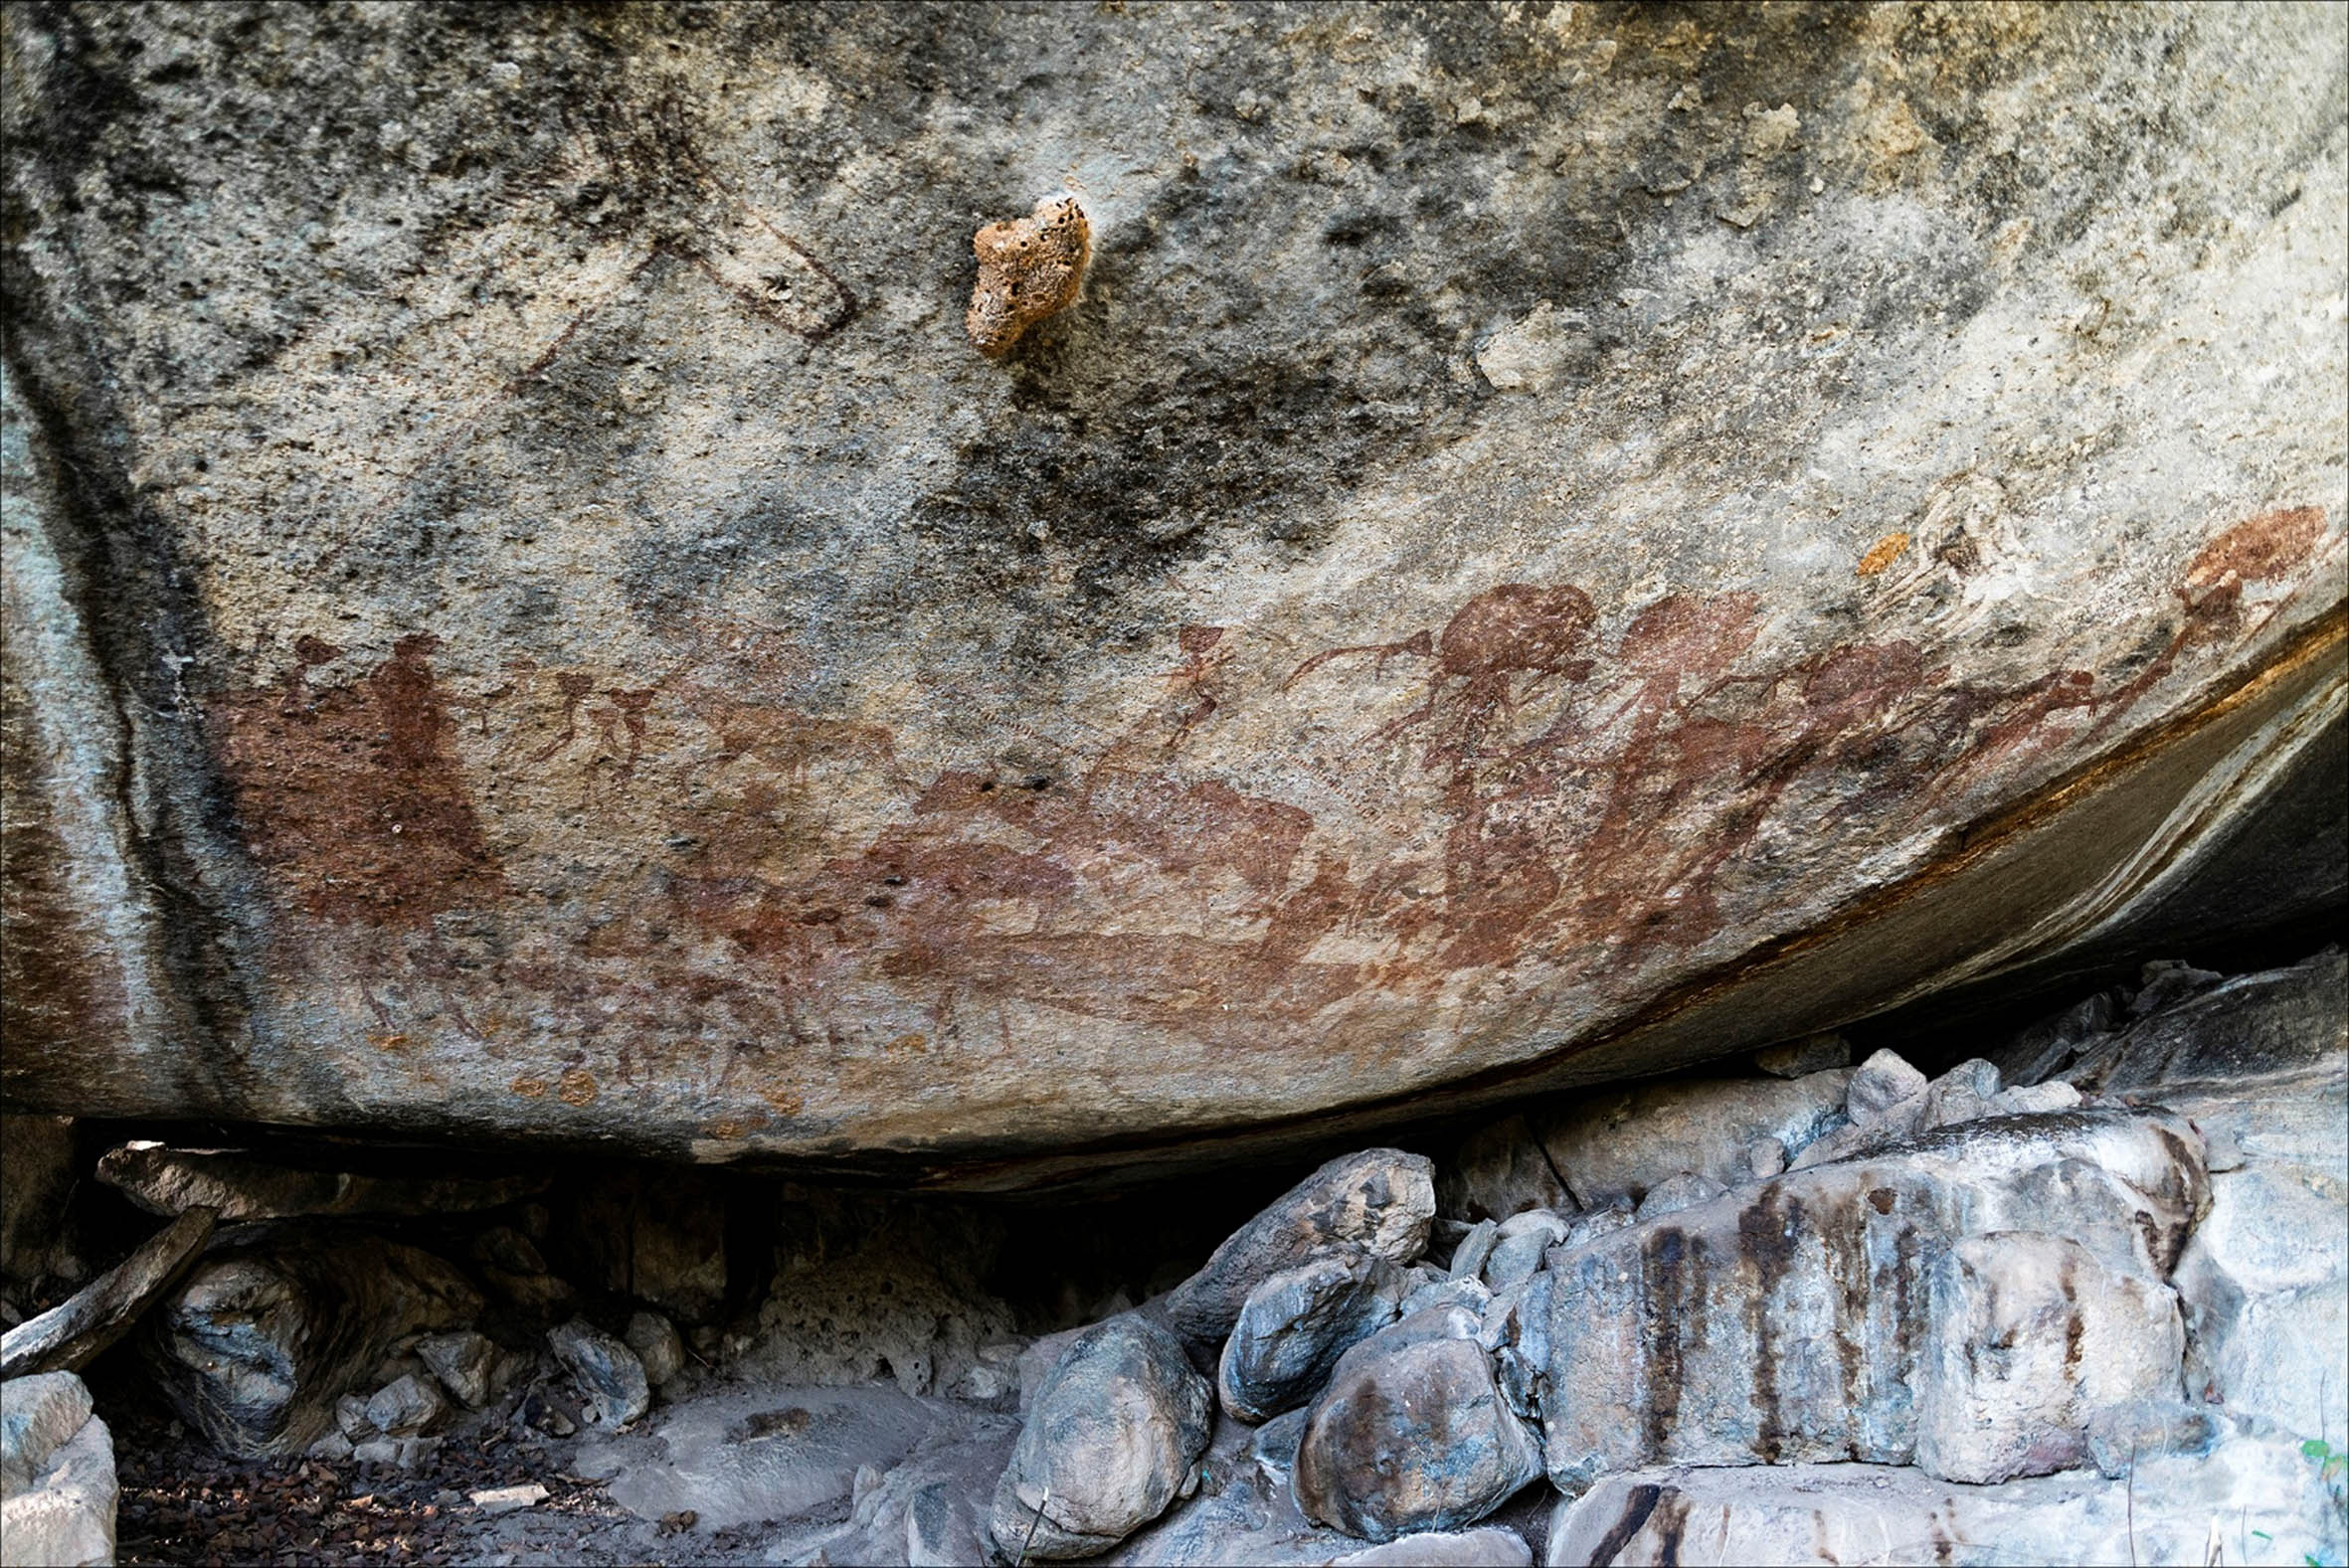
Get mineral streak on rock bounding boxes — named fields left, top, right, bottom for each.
left=966, top=195, right=1091, bottom=358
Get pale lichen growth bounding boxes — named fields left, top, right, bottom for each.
left=965, top=194, right=1091, bottom=358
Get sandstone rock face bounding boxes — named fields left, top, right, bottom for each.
left=1, top=4, right=2343, bottom=1183
left=1536, top=1108, right=2207, bottom=1491
left=989, top=1314, right=1214, bottom=1561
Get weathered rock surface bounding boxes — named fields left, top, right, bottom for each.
left=0, top=1372, right=90, bottom=1499
left=0, top=1207, right=216, bottom=1380
left=1294, top=1307, right=1543, bottom=1542
left=1168, top=1151, right=1433, bottom=1341
left=1536, top=1073, right=1851, bottom=1209
left=0, top=1373, right=114, bottom=1568
left=1436, top=1117, right=1572, bottom=1225
left=1914, top=1233, right=2184, bottom=1483
left=142, top=1228, right=481, bottom=1456
left=2131, top=952, right=2349, bottom=1440
left=0, top=1116, right=85, bottom=1323
left=362, top=1372, right=446, bottom=1439
left=1332, top=1527, right=1533, bottom=1568
left=2078, top=945, right=2347, bottom=1093
left=1098, top=1409, right=1330, bottom=1566
left=584, top=1383, right=958, bottom=1534
left=2, top=3, right=2342, bottom=1184
left=94, top=1143, right=548, bottom=1223
left=414, top=1329, right=499, bottom=1410
left=1218, top=1251, right=1409, bottom=1424
left=625, top=1311, right=684, bottom=1388
left=1482, top=1211, right=1571, bottom=1291
left=1544, top=1439, right=2346, bottom=1567
left=746, top=1199, right=1017, bottom=1399
left=989, top=1314, right=1213, bottom=1560
left=1538, top=1107, right=2208, bottom=1491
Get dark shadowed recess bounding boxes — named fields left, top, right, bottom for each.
left=1844, top=705, right=2347, bottom=1073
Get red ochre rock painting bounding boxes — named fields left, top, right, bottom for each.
left=208, top=505, right=2332, bottom=1099
left=213, top=632, right=503, bottom=927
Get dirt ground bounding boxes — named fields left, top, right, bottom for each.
left=106, top=1381, right=802, bottom=1568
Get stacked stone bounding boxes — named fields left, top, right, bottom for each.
left=979, top=955, right=2349, bottom=1560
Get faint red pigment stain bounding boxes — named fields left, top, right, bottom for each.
left=214, top=632, right=503, bottom=926
left=2086, top=505, right=2332, bottom=739
left=217, top=503, right=2332, bottom=1077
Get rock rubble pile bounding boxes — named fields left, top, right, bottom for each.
left=0, top=948, right=2340, bottom=1566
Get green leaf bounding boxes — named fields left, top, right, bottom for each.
left=2303, top=1438, right=2331, bottom=1459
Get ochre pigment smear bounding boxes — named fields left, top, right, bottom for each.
left=966, top=194, right=1091, bottom=357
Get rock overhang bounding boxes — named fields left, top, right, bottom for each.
left=0, top=1, right=2343, bottom=1188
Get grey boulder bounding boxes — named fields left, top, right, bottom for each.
left=1846, top=1048, right=1931, bottom=1123
left=1543, top=1434, right=2345, bottom=1567
left=989, top=1314, right=1213, bottom=1560
left=1481, top=1211, right=1570, bottom=1292
left=1631, top=1174, right=1725, bottom=1223
left=626, top=1310, right=685, bottom=1387
left=142, top=1228, right=480, bottom=1456
left=1539, top=1107, right=2208, bottom=1491
left=1333, top=1527, right=1532, bottom=1567
left=1167, top=1151, right=1434, bottom=1341
left=1436, top=1117, right=1573, bottom=1224
left=1, top=1372, right=90, bottom=1499
left=415, top=1330, right=504, bottom=1410
left=0, top=1372, right=114, bottom=1568
left=362, top=1373, right=446, bottom=1439
left=1294, top=1307, right=1542, bottom=1542
left=1789, top=1056, right=2007, bottom=1170
left=1536, top=1073, right=1852, bottom=1209
left=548, top=1319, right=649, bottom=1431
left=1218, top=1250, right=1410, bottom=1424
